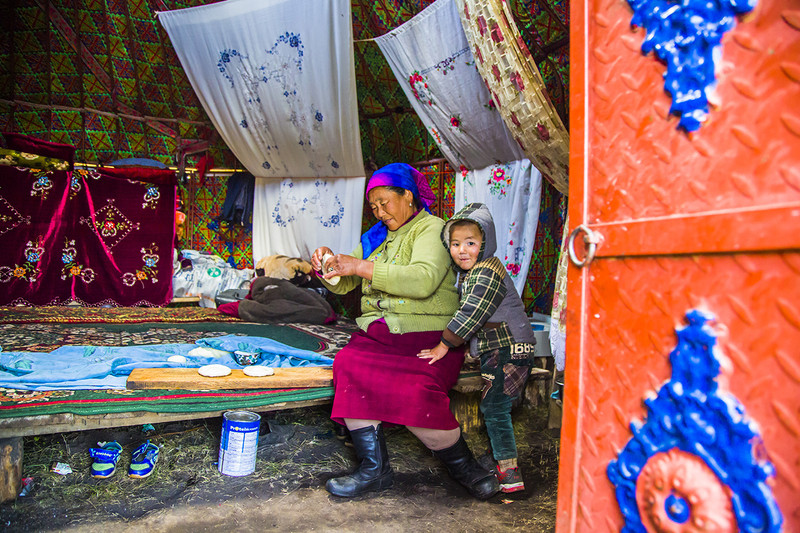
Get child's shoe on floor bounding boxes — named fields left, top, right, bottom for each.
left=89, top=441, right=123, bottom=479
left=128, top=440, right=159, bottom=479
left=495, top=464, right=525, bottom=493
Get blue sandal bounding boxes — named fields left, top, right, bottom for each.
left=128, top=440, right=159, bottom=479
left=89, top=441, right=123, bottom=479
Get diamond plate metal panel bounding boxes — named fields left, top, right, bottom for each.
left=587, top=0, right=800, bottom=222
left=567, top=253, right=800, bottom=529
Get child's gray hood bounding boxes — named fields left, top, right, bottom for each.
left=441, top=202, right=496, bottom=262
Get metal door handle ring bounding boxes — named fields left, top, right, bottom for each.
left=567, top=224, right=599, bottom=268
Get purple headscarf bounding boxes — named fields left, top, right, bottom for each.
left=365, top=163, right=436, bottom=210
left=361, top=163, right=437, bottom=258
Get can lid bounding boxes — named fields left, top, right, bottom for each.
left=224, top=410, right=261, bottom=422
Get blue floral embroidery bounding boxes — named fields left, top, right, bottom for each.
left=216, top=31, right=345, bottom=176
left=627, top=0, right=757, bottom=131
left=271, top=180, right=345, bottom=228
left=217, top=49, right=242, bottom=88
left=272, top=205, right=293, bottom=227
left=261, top=32, right=304, bottom=77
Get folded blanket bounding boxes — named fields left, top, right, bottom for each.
left=0, top=334, right=333, bottom=391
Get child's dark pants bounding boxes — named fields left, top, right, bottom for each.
left=479, top=345, right=533, bottom=461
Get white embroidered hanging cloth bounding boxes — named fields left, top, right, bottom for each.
left=377, top=0, right=541, bottom=296
left=159, top=0, right=364, bottom=259
left=375, top=0, right=524, bottom=170
left=456, top=160, right=542, bottom=296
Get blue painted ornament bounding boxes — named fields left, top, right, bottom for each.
left=607, top=309, right=782, bottom=532
left=626, top=0, right=757, bottom=131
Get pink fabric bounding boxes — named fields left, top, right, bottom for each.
left=331, top=320, right=465, bottom=429
left=217, top=301, right=241, bottom=317
left=0, top=139, right=176, bottom=307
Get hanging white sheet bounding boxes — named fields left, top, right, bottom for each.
left=159, top=0, right=364, bottom=259
left=375, top=0, right=524, bottom=171
left=456, top=160, right=542, bottom=296
left=377, top=0, right=540, bottom=298
left=252, top=176, right=366, bottom=260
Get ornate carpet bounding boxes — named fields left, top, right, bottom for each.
left=0, top=306, right=242, bottom=324
left=0, top=316, right=357, bottom=419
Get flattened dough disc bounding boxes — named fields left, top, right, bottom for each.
left=243, top=366, right=275, bottom=377
left=197, top=364, right=232, bottom=377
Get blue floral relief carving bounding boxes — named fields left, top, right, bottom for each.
left=607, top=309, right=783, bottom=532
left=626, top=0, right=757, bottom=131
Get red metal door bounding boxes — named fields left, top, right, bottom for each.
left=557, top=0, right=800, bottom=530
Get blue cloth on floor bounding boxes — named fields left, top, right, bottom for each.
left=0, top=334, right=333, bottom=391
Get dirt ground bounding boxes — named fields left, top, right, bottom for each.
left=0, top=403, right=560, bottom=532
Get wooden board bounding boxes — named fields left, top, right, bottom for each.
left=127, top=365, right=551, bottom=392
left=126, top=367, right=333, bottom=390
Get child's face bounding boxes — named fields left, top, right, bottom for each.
left=449, top=223, right=482, bottom=271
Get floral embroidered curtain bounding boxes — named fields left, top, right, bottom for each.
left=0, top=140, right=176, bottom=307
left=376, top=0, right=541, bottom=295
left=159, top=0, right=365, bottom=260
left=455, top=161, right=542, bottom=295
left=456, top=0, right=570, bottom=195
left=374, top=0, right=524, bottom=170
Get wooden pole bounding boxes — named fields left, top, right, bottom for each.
left=0, top=437, right=23, bottom=503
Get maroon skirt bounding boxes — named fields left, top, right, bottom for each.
left=331, top=320, right=465, bottom=430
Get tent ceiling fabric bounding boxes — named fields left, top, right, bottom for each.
left=0, top=0, right=569, bottom=168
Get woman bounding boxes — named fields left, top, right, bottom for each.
left=311, top=163, right=499, bottom=500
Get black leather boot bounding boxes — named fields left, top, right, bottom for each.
left=325, top=424, right=393, bottom=497
left=433, top=435, right=500, bottom=500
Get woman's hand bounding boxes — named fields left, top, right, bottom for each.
left=417, top=342, right=450, bottom=365
left=311, top=246, right=334, bottom=272
left=324, top=253, right=369, bottom=280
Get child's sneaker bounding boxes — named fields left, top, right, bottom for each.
left=495, top=465, right=525, bottom=493
left=89, top=441, right=123, bottom=479
left=128, top=440, right=159, bottom=479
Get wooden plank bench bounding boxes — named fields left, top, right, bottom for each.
left=0, top=363, right=542, bottom=502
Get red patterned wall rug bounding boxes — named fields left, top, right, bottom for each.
left=0, top=306, right=239, bottom=324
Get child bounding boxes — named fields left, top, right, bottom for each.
left=418, top=202, right=536, bottom=493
